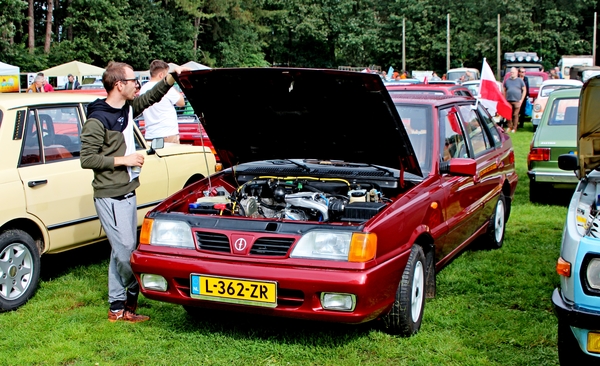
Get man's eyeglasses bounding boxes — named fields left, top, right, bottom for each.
left=518, top=71, right=525, bottom=74
left=120, top=78, right=141, bottom=88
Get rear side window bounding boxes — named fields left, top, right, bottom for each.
left=548, top=98, right=579, bottom=126
left=19, top=106, right=83, bottom=166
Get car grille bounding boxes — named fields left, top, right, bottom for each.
left=195, top=232, right=295, bottom=257
left=250, top=237, right=295, bottom=256
left=196, top=232, right=230, bottom=253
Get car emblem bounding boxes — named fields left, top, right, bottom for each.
left=234, top=238, right=247, bottom=251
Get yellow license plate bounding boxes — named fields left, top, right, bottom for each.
left=190, top=274, right=277, bottom=308
left=588, top=332, right=600, bottom=353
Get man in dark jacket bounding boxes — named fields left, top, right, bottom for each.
left=64, top=74, right=81, bottom=90
left=518, top=68, right=530, bottom=128
left=80, top=61, right=185, bottom=323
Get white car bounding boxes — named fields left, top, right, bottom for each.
left=532, top=79, right=583, bottom=131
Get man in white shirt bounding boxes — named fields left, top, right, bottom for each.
left=139, top=60, right=185, bottom=143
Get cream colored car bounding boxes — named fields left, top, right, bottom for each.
left=0, top=92, right=217, bottom=311
left=531, top=79, right=582, bottom=131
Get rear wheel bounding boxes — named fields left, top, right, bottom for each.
left=529, top=181, right=549, bottom=203
left=381, top=245, right=426, bottom=336
left=0, top=230, right=41, bottom=312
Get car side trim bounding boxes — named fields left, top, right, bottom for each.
left=46, top=201, right=162, bottom=230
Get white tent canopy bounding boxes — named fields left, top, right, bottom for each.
left=40, top=61, right=105, bottom=83
left=0, top=61, right=19, bottom=75
left=181, top=61, right=211, bottom=70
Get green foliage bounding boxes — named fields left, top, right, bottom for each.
left=0, top=0, right=599, bottom=73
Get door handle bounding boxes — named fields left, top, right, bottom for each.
left=28, top=180, right=48, bottom=187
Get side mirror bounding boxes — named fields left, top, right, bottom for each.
left=147, top=137, right=164, bottom=155
left=558, top=154, right=578, bottom=171
left=440, top=158, right=477, bottom=176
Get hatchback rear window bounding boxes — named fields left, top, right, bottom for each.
left=548, top=98, right=579, bottom=126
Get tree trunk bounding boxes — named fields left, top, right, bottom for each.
left=44, top=0, right=53, bottom=53
left=28, top=0, right=34, bottom=53
left=67, top=0, right=73, bottom=41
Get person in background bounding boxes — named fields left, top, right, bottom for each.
left=37, top=72, right=54, bottom=92
left=400, top=70, right=407, bottom=79
left=502, top=67, right=526, bottom=133
left=139, top=60, right=185, bottom=143
left=431, top=72, right=441, bottom=81
left=380, top=71, right=388, bottom=81
left=463, top=71, right=475, bottom=81
left=64, top=74, right=80, bottom=90
left=80, top=61, right=186, bottom=323
left=554, top=66, right=563, bottom=79
left=26, top=75, right=45, bottom=93
left=518, top=68, right=530, bottom=128
left=441, top=74, right=447, bottom=80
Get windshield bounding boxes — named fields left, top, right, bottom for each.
left=548, top=97, right=579, bottom=126
left=583, top=70, right=600, bottom=83
left=394, top=104, right=433, bottom=174
left=540, top=85, right=579, bottom=97
left=527, top=76, right=545, bottom=88
left=447, top=72, right=466, bottom=81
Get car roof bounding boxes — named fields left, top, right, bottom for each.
left=539, top=79, right=583, bottom=87
left=0, top=93, right=100, bottom=110
left=545, top=87, right=582, bottom=99
left=386, top=84, right=466, bottom=91
left=391, top=94, right=475, bottom=106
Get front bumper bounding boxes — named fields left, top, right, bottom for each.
left=553, top=288, right=600, bottom=329
left=131, top=247, right=409, bottom=324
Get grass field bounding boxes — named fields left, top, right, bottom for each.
left=0, top=122, right=567, bottom=366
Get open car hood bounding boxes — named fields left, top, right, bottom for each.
left=175, top=68, right=421, bottom=177
left=578, top=75, right=600, bottom=177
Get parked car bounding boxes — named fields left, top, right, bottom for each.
left=531, top=80, right=582, bottom=131
left=385, top=83, right=473, bottom=97
left=0, top=92, right=218, bottom=312
left=461, top=80, right=503, bottom=96
left=130, top=68, right=518, bottom=336
left=446, top=67, right=480, bottom=82
left=553, top=76, right=600, bottom=363
left=569, top=65, right=600, bottom=83
left=527, top=88, right=580, bottom=203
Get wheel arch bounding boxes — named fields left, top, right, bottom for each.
left=0, top=218, right=46, bottom=256
left=184, top=173, right=205, bottom=188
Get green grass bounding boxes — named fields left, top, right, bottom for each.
left=0, top=122, right=565, bottom=365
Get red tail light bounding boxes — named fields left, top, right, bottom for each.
left=527, top=147, right=550, bottom=168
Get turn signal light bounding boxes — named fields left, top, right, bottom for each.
left=348, top=233, right=377, bottom=262
left=556, top=257, right=571, bottom=277
left=140, top=218, right=154, bottom=245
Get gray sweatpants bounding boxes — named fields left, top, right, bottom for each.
left=94, top=195, right=138, bottom=305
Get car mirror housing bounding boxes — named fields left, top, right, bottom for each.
left=440, top=158, right=477, bottom=176
left=147, top=137, right=165, bottom=155
left=558, top=154, right=579, bottom=171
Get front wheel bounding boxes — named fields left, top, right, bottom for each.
left=0, top=230, right=41, bottom=312
left=380, top=245, right=426, bottom=336
left=485, top=193, right=506, bottom=250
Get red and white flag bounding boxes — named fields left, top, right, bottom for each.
left=479, top=58, right=512, bottom=120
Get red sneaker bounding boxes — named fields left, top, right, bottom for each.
left=108, top=309, right=150, bottom=323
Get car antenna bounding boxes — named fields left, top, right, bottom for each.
left=197, top=113, right=213, bottom=196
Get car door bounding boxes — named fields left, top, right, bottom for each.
left=17, top=104, right=101, bottom=252
left=438, top=105, right=488, bottom=258
left=457, top=104, right=503, bottom=232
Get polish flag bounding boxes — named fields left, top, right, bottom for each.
left=479, top=58, right=512, bottom=120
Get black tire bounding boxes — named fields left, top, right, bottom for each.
left=381, top=245, right=426, bottom=336
left=424, top=248, right=436, bottom=299
left=0, top=230, right=41, bottom=312
left=486, top=193, right=506, bottom=250
left=558, top=318, right=596, bottom=364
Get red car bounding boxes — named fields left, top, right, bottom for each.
left=503, top=71, right=549, bottom=99
left=131, top=69, right=518, bottom=336
left=386, top=83, right=473, bottom=97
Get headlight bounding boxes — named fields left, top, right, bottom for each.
left=151, top=219, right=195, bottom=248
left=290, top=230, right=376, bottom=262
left=586, top=258, right=600, bottom=290
left=533, top=104, right=541, bottom=112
